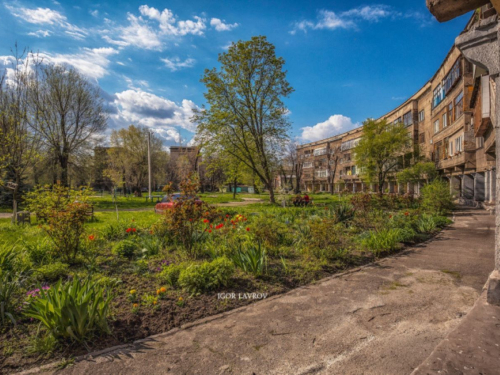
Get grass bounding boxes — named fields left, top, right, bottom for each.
left=0, top=192, right=450, bottom=372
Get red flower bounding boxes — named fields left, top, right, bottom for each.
left=389, top=215, right=392, bottom=219
left=208, top=229, right=212, bottom=233
left=132, top=228, right=137, bottom=232
left=189, top=218, right=193, bottom=222
left=203, top=219, right=209, bottom=223
left=244, top=218, right=247, bottom=221
left=404, top=212, right=409, bottom=216
left=226, top=214, right=229, bottom=218
left=246, top=227, right=250, bottom=231
left=88, top=235, right=95, bottom=241
left=126, top=228, right=132, bottom=233
left=210, top=224, right=213, bottom=229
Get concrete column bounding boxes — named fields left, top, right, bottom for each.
left=450, top=176, right=461, bottom=198
left=361, top=182, right=365, bottom=192
left=352, top=182, right=356, bottom=193
left=492, top=169, right=497, bottom=202
left=474, top=172, right=485, bottom=202
left=462, top=174, right=474, bottom=199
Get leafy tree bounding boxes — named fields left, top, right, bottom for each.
left=195, top=36, right=293, bottom=203
left=397, top=161, right=438, bottom=185
left=107, top=125, right=165, bottom=196
left=354, top=119, right=412, bottom=194
left=27, top=65, right=107, bottom=186
left=421, top=179, right=454, bottom=214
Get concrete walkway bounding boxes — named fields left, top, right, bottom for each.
left=25, top=208, right=495, bottom=375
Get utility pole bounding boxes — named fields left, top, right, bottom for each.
left=148, top=131, right=152, bottom=200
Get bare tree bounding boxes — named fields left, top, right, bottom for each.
left=0, top=47, right=40, bottom=219
left=326, top=142, right=341, bottom=195
left=28, top=64, right=107, bottom=186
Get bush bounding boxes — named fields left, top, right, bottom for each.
left=416, top=214, right=437, bottom=233
left=421, top=179, right=454, bottom=214
left=0, top=245, right=17, bottom=272
left=24, top=239, right=54, bottom=266
left=361, top=228, right=402, bottom=257
left=433, top=215, right=452, bottom=227
left=35, top=262, right=69, bottom=282
left=24, top=278, right=113, bottom=343
left=333, top=202, right=355, bottom=225
left=231, top=242, right=267, bottom=276
left=158, top=263, right=186, bottom=287
left=112, top=240, right=137, bottom=259
left=0, top=270, right=21, bottom=325
left=178, top=257, right=234, bottom=295
left=252, top=216, right=291, bottom=248
left=101, top=221, right=129, bottom=241
left=26, top=185, right=93, bottom=264
left=139, top=236, right=164, bottom=258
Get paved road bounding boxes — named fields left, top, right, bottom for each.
left=24, top=208, right=495, bottom=375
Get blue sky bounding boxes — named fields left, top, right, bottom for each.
left=0, top=0, right=472, bottom=146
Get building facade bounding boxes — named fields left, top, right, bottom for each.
left=297, top=8, right=497, bottom=206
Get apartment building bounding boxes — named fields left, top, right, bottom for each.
left=296, top=8, right=497, bottom=205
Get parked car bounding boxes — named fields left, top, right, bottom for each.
left=154, top=194, right=203, bottom=214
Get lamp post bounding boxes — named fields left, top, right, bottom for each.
left=148, top=131, right=152, bottom=200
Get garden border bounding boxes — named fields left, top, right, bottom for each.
left=18, top=222, right=446, bottom=375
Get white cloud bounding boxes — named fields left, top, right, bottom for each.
left=210, top=18, right=238, bottom=31
left=301, top=115, right=358, bottom=142
left=111, top=89, right=199, bottom=137
left=291, top=5, right=429, bottom=34
left=103, top=5, right=208, bottom=50
left=6, top=5, right=87, bottom=40
left=90, top=10, right=99, bottom=17
left=28, top=30, right=51, bottom=38
left=161, top=57, right=196, bottom=71
left=39, top=48, right=118, bottom=80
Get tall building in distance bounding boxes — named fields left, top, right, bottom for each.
left=296, top=5, right=497, bottom=206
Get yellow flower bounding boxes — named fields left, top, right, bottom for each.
left=156, top=289, right=161, bottom=295
left=160, top=287, right=167, bottom=293
left=178, top=296, right=183, bottom=301
left=153, top=300, right=157, bottom=305
left=130, top=289, right=136, bottom=295
left=133, top=303, right=138, bottom=308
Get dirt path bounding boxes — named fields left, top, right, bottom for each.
left=23, top=208, right=495, bottom=375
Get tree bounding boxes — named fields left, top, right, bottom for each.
left=107, top=125, right=165, bottom=196
left=28, top=64, right=107, bottom=186
left=0, top=47, right=40, bottom=219
left=195, top=36, right=293, bottom=203
left=354, top=118, right=412, bottom=194
left=326, top=142, right=341, bottom=195
left=397, top=161, right=438, bottom=185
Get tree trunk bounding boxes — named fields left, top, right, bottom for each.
left=59, top=152, right=69, bottom=187
left=268, top=183, right=276, bottom=203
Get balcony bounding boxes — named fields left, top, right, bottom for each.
left=484, top=132, right=496, bottom=154
left=436, top=150, right=475, bottom=171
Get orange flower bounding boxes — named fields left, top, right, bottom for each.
left=153, top=300, right=157, bottom=305
left=133, top=303, right=138, bottom=308
left=88, top=235, right=95, bottom=241
left=160, top=287, right=167, bottom=293
left=156, top=289, right=161, bottom=295
left=404, top=212, right=409, bottom=216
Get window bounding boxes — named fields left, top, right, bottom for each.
left=303, top=162, right=313, bottom=169
left=351, top=166, right=356, bottom=175
left=454, top=91, right=463, bottom=121
left=313, top=148, right=327, bottom=156
left=418, top=110, right=425, bottom=122
left=419, top=133, right=425, bottom=144
left=393, top=117, right=402, bottom=125
left=403, top=111, right=413, bottom=127
left=449, top=139, right=454, bottom=156
left=433, top=84, right=445, bottom=108
left=434, top=119, right=440, bottom=134
left=455, top=135, right=463, bottom=152
left=442, top=112, right=448, bottom=128
left=315, top=170, right=328, bottom=178
left=341, top=138, right=361, bottom=151
left=443, top=59, right=461, bottom=94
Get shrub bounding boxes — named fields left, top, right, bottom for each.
left=421, top=179, right=454, bottom=214
left=361, top=228, right=402, bottom=257
left=333, top=202, right=355, bottom=225
left=0, top=245, right=17, bottom=272
left=158, top=263, right=186, bottom=287
left=0, top=270, right=21, bottom=325
left=433, top=215, right=452, bottom=228
left=101, top=221, right=129, bottom=241
left=35, top=262, right=69, bottom=282
left=252, top=216, right=291, bottom=248
left=26, top=185, right=93, bottom=264
left=395, top=227, right=417, bottom=243
left=24, top=239, right=54, bottom=266
left=178, top=257, right=234, bottom=295
left=24, top=278, right=113, bottom=343
left=231, top=242, right=267, bottom=276
left=416, top=215, right=437, bottom=233
left=112, top=240, right=137, bottom=259
left=139, top=236, right=164, bottom=258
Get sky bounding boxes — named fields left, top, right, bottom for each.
left=0, top=0, right=472, bottom=147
